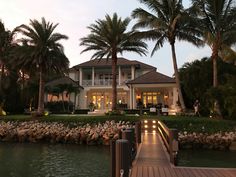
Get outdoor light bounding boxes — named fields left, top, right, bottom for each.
left=144, top=130, right=148, bottom=133
left=152, top=130, right=156, bottom=133
left=152, top=125, right=156, bottom=128
left=144, top=120, right=148, bottom=123
left=152, top=120, right=156, bottom=124
left=144, top=125, right=148, bottom=128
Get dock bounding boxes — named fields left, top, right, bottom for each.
left=131, top=133, right=236, bottom=177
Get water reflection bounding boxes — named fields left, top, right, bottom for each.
left=0, top=143, right=110, bottom=177
left=179, top=149, right=236, bottom=168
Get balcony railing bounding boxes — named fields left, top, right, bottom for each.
left=82, top=79, right=130, bottom=86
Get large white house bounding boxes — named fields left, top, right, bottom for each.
left=62, top=57, right=180, bottom=114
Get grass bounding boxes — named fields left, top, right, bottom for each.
left=1, top=114, right=236, bottom=133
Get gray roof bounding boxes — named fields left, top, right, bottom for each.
left=127, top=70, right=175, bottom=84
left=72, top=57, right=155, bottom=70
left=45, top=76, right=83, bottom=89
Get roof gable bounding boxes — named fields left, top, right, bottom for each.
left=45, top=76, right=83, bottom=89
left=72, top=57, right=155, bottom=70
left=127, top=71, right=175, bottom=84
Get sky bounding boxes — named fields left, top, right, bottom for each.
left=0, top=0, right=212, bottom=76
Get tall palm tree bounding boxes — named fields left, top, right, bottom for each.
left=191, top=0, right=236, bottom=117
left=80, top=13, right=147, bottom=111
left=0, top=21, right=15, bottom=95
left=15, top=17, right=69, bottom=115
left=132, top=0, right=203, bottom=112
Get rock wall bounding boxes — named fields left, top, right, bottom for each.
left=178, top=131, right=236, bottom=150
left=0, top=121, right=132, bottom=145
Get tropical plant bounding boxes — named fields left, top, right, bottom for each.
left=15, top=17, right=69, bottom=115
left=191, top=0, right=236, bottom=117
left=132, top=0, right=203, bottom=112
left=80, top=13, right=147, bottom=111
left=179, top=57, right=236, bottom=118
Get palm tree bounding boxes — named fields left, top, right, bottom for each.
left=191, top=0, right=236, bottom=117
left=80, top=13, right=147, bottom=111
left=15, top=17, right=69, bottom=115
left=132, top=0, right=203, bottom=112
left=0, top=20, right=15, bottom=95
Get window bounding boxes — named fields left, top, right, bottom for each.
left=142, top=92, right=161, bottom=107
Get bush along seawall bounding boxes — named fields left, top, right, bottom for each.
left=0, top=120, right=132, bottom=145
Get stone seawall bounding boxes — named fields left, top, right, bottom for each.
left=0, top=121, right=132, bottom=145
left=178, top=131, right=236, bottom=150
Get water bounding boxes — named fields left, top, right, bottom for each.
left=0, top=143, right=110, bottom=177
left=178, top=149, right=236, bottom=168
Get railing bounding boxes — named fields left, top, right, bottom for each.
left=157, top=120, right=178, bottom=165
left=82, top=79, right=129, bottom=86
left=142, top=119, right=178, bottom=165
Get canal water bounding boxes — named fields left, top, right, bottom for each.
left=0, top=143, right=110, bottom=177
left=1, top=142, right=236, bottom=177
left=178, top=149, right=236, bottom=168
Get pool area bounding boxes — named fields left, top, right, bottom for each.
left=0, top=143, right=110, bottom=177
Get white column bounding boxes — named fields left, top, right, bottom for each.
left=173, top=87, right=178, bottom=106
left=129, top=86, right=133, bottom=109
left=79, top=68, right=83, bottom=86
left=92, top=67, right=95, bottom=86
left=132, top=87, right=135, bottom=109
left=118, top=66, right=121, bottom=85
left=131, top=66, right=135, bottom=79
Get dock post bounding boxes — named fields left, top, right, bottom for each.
left=111, top=140, right=116, bottom=177
left=169, top=129, right=179, bottom=165
left=116, top=139, right=129, bottom=177
left=135, top=121, right=141, bottom=144
left=122, top=130, right=132, bottom=167
left=125, top=127, right=136, bottom=160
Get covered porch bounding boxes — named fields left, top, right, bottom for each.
left=128, top=85, right=179, bottom=111
left=126, top=70, right=180, bottom=114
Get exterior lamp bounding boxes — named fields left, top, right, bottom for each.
left=136, top=94, right=141, bottom=99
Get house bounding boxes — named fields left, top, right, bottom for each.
left=67, top=57, right=180, bottom=114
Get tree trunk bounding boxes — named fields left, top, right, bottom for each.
left=0, top=64, right=4, bottom=95
left=111, top=53, right=118, bottom=111
left=170, top=43, right=186, bottom=112
left=61, top=92, right=66, bottom=112
left=212, top=41, right=222, bottom=119
left=37, top=68, right=45, bottom=115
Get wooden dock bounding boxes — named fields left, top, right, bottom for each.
left=131, top=133, right=236, bottom=177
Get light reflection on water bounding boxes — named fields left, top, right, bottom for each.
left=0, top=143, right=110, bottom=177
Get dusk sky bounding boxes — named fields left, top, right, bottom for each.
left=0, top=0, right=211, bottom=76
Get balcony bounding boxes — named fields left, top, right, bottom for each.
left=82, top=79, right=130, bottom=86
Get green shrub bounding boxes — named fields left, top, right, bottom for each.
left=158, top=116, right=236, bottom=133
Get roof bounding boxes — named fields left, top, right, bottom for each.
left=127, top=70, right=176, bottom=84
left=45, top=76, right=83, bottom=89
left=72, top=57, right=155, bottom=70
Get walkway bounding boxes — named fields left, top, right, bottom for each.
left=131, top=133, right=236, bottom=177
